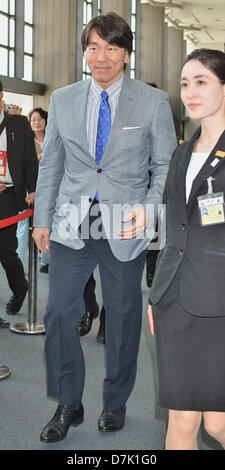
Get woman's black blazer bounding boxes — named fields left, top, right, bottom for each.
left=150, top=127, right=225, bottom=318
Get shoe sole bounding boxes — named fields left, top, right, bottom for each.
left=71, top=415, right=84, bottom=428
left=98, top=426, right=124, bottom=432
left=40, top=416, right=84, bottom=443
left=98, top=423, right=124, bottom=432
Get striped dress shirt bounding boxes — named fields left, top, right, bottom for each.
left=86, top=75, right=123, bottom=159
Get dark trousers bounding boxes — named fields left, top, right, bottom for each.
left=0, top=191, right=27, bottom=297
left=44, top=237, right=146, bottom=411
left=146, top=249, right=159, bottom=276
left=146, top=220, right=159, bottom=277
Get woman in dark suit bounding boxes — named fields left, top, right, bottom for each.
left=148, top=49, right=225, bottom=450
left=0, top=80, right=38, bottom=316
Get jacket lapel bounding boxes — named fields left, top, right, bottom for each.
left=188, top=129, right=225, bottom=206
left=100, top=75, right=138, bottom=164
left=112, top=75, right=138, bottom=128
left=72, top=79, right=92, bottom=159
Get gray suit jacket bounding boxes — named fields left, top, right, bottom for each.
left=34, top=75, right=177, bottom=261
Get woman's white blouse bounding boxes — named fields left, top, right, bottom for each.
left=186, top=152, right=210, bottom=203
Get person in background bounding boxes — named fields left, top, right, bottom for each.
left=0, top=79, right=38, bottom=322
left=16, top=107, right=49, bottom=272
left=1, top=101, right=30, bottom=269
left=29, top=108, right=49, bottom=273
left=29, top=108, right=48, bottom=163
left=148, top=49, right=225, bottom=450
left=0, top=99, right=22, bottom=372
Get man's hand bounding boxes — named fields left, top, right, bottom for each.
left=10, top=104, right=22, bottom=115
left=2, top=101, right=22, bottom=115
left=25, top=192, right=35, bottom=206
left=0, top=180, right=6, bottom=193
left=118, top=206, right=150, bottom=240
left=32, top=227, right=50, bottom=253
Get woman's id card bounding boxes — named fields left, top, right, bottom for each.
left=198, top=194, right=225, bottom=226
left=198, top=177, right=225, bottom=227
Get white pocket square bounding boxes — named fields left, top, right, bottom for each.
left=122, top=126, right=142, bottom=130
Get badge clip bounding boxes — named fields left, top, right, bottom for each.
left=207, top=176, right=215, bottom=194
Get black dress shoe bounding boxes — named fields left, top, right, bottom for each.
left=96, top=306, right=105, bottom=344
left=40, top=403, right=84, bottom=443
left=98, top=409, right=125, bottom=432
left=78, top=303, right=99, bottom=337
left=6, top=281, right=28, bottom=315
left=0, top=317, right=10, bottom=328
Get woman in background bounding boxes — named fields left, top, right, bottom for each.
left=17, top=108, right=49, bottom=272
left=30, top=108, right=49, bottom=272
left=29, top=107, right=48, bottom=162
left=148, top=49, right=225, bottom=450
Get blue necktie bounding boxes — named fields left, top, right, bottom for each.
left=95, top=91, right=111, bottom=200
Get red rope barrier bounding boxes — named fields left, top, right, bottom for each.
left=0, top=208, right=34, bottom=229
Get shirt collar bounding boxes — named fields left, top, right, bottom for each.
left=90, top=75, right=123, bottom=102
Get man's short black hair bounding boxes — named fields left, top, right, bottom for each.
left=81, top=12, right=133, bottom=57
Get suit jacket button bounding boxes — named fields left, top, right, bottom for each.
left=180, top=224, right=186, bottom=230
left=179, top=250, right=184, bottom=256
left=97, top=168, right=102, bottom=173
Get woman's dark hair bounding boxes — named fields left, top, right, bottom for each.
left=183, top=48, right=225, bottom=84
left=81, top=12, right=133, bottom=57
left=0, top=80, right=3, bottom=92
left=28, top=107, right=48, bottom=125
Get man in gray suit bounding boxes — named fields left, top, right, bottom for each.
left=33, top=12, right=177, bottom=443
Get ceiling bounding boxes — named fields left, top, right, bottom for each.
left=141, top=1, right=225, bottom=46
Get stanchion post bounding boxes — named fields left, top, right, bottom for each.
left=28, top=213, right=38, bottom=328
left=10, top=210, right=45, bottom=335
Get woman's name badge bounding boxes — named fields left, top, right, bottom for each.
left=198, top=177, right=225, bottom=227
left=0, top=150, right=7, bottom=176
